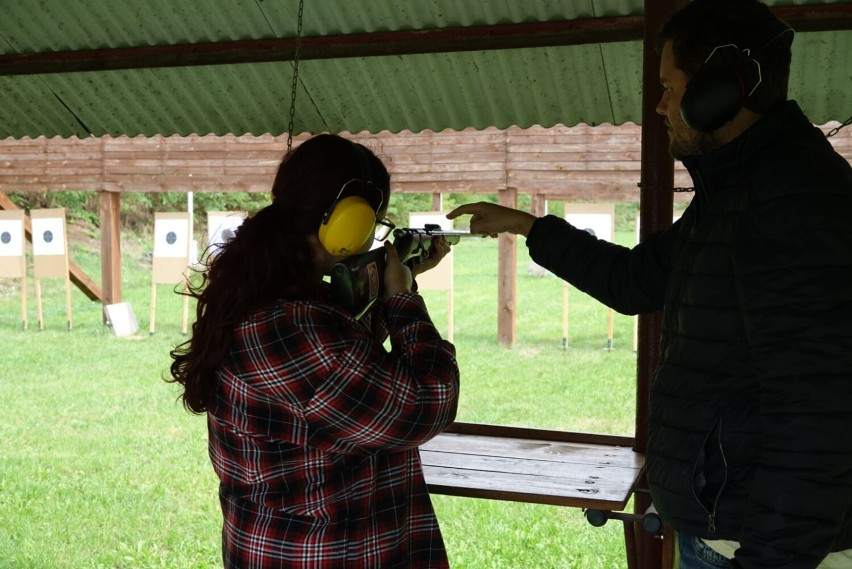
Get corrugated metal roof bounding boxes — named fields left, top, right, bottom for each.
left=0, top=0, right=850, bottom=139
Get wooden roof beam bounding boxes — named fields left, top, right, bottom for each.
left=1, top=5, right=849, bottom=76
left=0, top=17, right=641, bottom=76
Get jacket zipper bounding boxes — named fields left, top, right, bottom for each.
left=691, top=417, right=728, bottom=533
left=690, top=174, right=727, bottom=533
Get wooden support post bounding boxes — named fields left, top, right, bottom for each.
left=634, top=0, right=683, bottom=567
left=99, top=190, right=122, bottom=311
left=497, top=188, right=517, bottom=347
left=531, top=193, right=547, bottom=217
left=624, top=519, right=638, bottom=569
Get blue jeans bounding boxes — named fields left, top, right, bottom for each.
left=678, top=533, right=733, bottom=569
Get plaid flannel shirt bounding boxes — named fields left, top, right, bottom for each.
left=207, top=287, right=459, bottom=568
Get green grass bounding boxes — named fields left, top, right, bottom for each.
left=0, top=230, right=639, bottom=568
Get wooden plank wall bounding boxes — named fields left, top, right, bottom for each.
left=1, top=121, right=849, bottom=200
left=0, top=130, right=510, bottom=195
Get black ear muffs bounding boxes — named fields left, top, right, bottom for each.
left=680, top=19, right=794, bottom=133
left=681, top=44, right=759, bottom=133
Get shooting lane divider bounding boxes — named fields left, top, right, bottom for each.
left=0, top=209, right=28, bottom=330
left=564, top=204, right=615, bottom=351
left=151, top=212, right=192, bottom=336
left=31, top=208, right=72, bottom=332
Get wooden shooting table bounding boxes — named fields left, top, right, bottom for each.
left=420, top=422, right=647, bottom=565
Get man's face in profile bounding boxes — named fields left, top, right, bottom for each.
left=656, top=41, right=714, bottom=159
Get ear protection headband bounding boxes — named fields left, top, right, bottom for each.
left=318, top=143, right=384, bottom=256
left=680, top=18, right=794, bottom=133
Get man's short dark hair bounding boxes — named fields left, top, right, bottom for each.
left=657, top=0, right=793, bottom=114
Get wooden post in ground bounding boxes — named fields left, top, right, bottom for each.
left=497, top=188, right=517, bottom=348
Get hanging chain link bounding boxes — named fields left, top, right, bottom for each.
left=637, top=182, right=695, bottom=193
left=286, top=0, right=305, bottom=153
left=826, top=114, right=852, bottom=139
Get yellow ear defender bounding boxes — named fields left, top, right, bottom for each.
left=317, top=142, right=385, bottom=257
left=318, top=193, right=377, bottom=256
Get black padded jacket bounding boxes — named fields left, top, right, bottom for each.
left=526, top=101, right=852, bottom=569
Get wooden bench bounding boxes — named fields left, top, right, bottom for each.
left=421, top=422, right=644, bottom=509
left=420, top=422, right=648, bottom=565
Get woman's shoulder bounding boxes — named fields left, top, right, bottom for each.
left=254, top=298, right=351, bottom=325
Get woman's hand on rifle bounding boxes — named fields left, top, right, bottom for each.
left=410, top=236, right=452, bottom=278
left=382, top=240, right=413, bottom=299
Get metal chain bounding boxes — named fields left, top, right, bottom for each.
left=637, top=182, right=694, bottom=193
left=286, top=0, right=305, bottom=153
left=826, top=114, right=852, bottom=139
left=637, top=112, right=852, bottom=193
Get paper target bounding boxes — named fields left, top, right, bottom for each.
left=565, top=205, right=614, bottom=243
left=207, top=211, right=245, bottom=251
left=31, top=216, right=66, bottom=256
left=635, top=212, right=683, bottom=244
left=0, top=218, right=24, bottom=257
left=154, top=216, right=190, bottom=258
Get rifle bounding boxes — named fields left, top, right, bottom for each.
left=329, top=224, right=473, bottom=318
left=391, top=224, right=471, bottom=265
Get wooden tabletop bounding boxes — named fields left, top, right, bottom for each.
left=420, top=422, right=644, bottom=511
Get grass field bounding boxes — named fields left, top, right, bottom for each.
left=0, top=227, right=639, bottom=568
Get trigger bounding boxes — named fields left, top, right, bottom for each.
left=416, top=244, right=429, bottom=262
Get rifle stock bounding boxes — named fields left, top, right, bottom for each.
left=329, top=224, right=474, bottom=318
left=329, top=246, right=386, bottom=319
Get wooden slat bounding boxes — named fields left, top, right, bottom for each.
left=1, top=124, right=848, bottom=202
left=420, top=423, right=643, bottom=510
left=422, top=466, right=634, bottom=510
left=421, top=434, right=639, bottom=468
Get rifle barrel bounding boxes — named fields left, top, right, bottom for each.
left=392, top=227, right=472, bottom=245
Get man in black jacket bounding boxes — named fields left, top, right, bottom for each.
left=448, top=1, right=852, bottom=567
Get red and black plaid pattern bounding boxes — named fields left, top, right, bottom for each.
left=207, top=290, right=459, bottom=568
